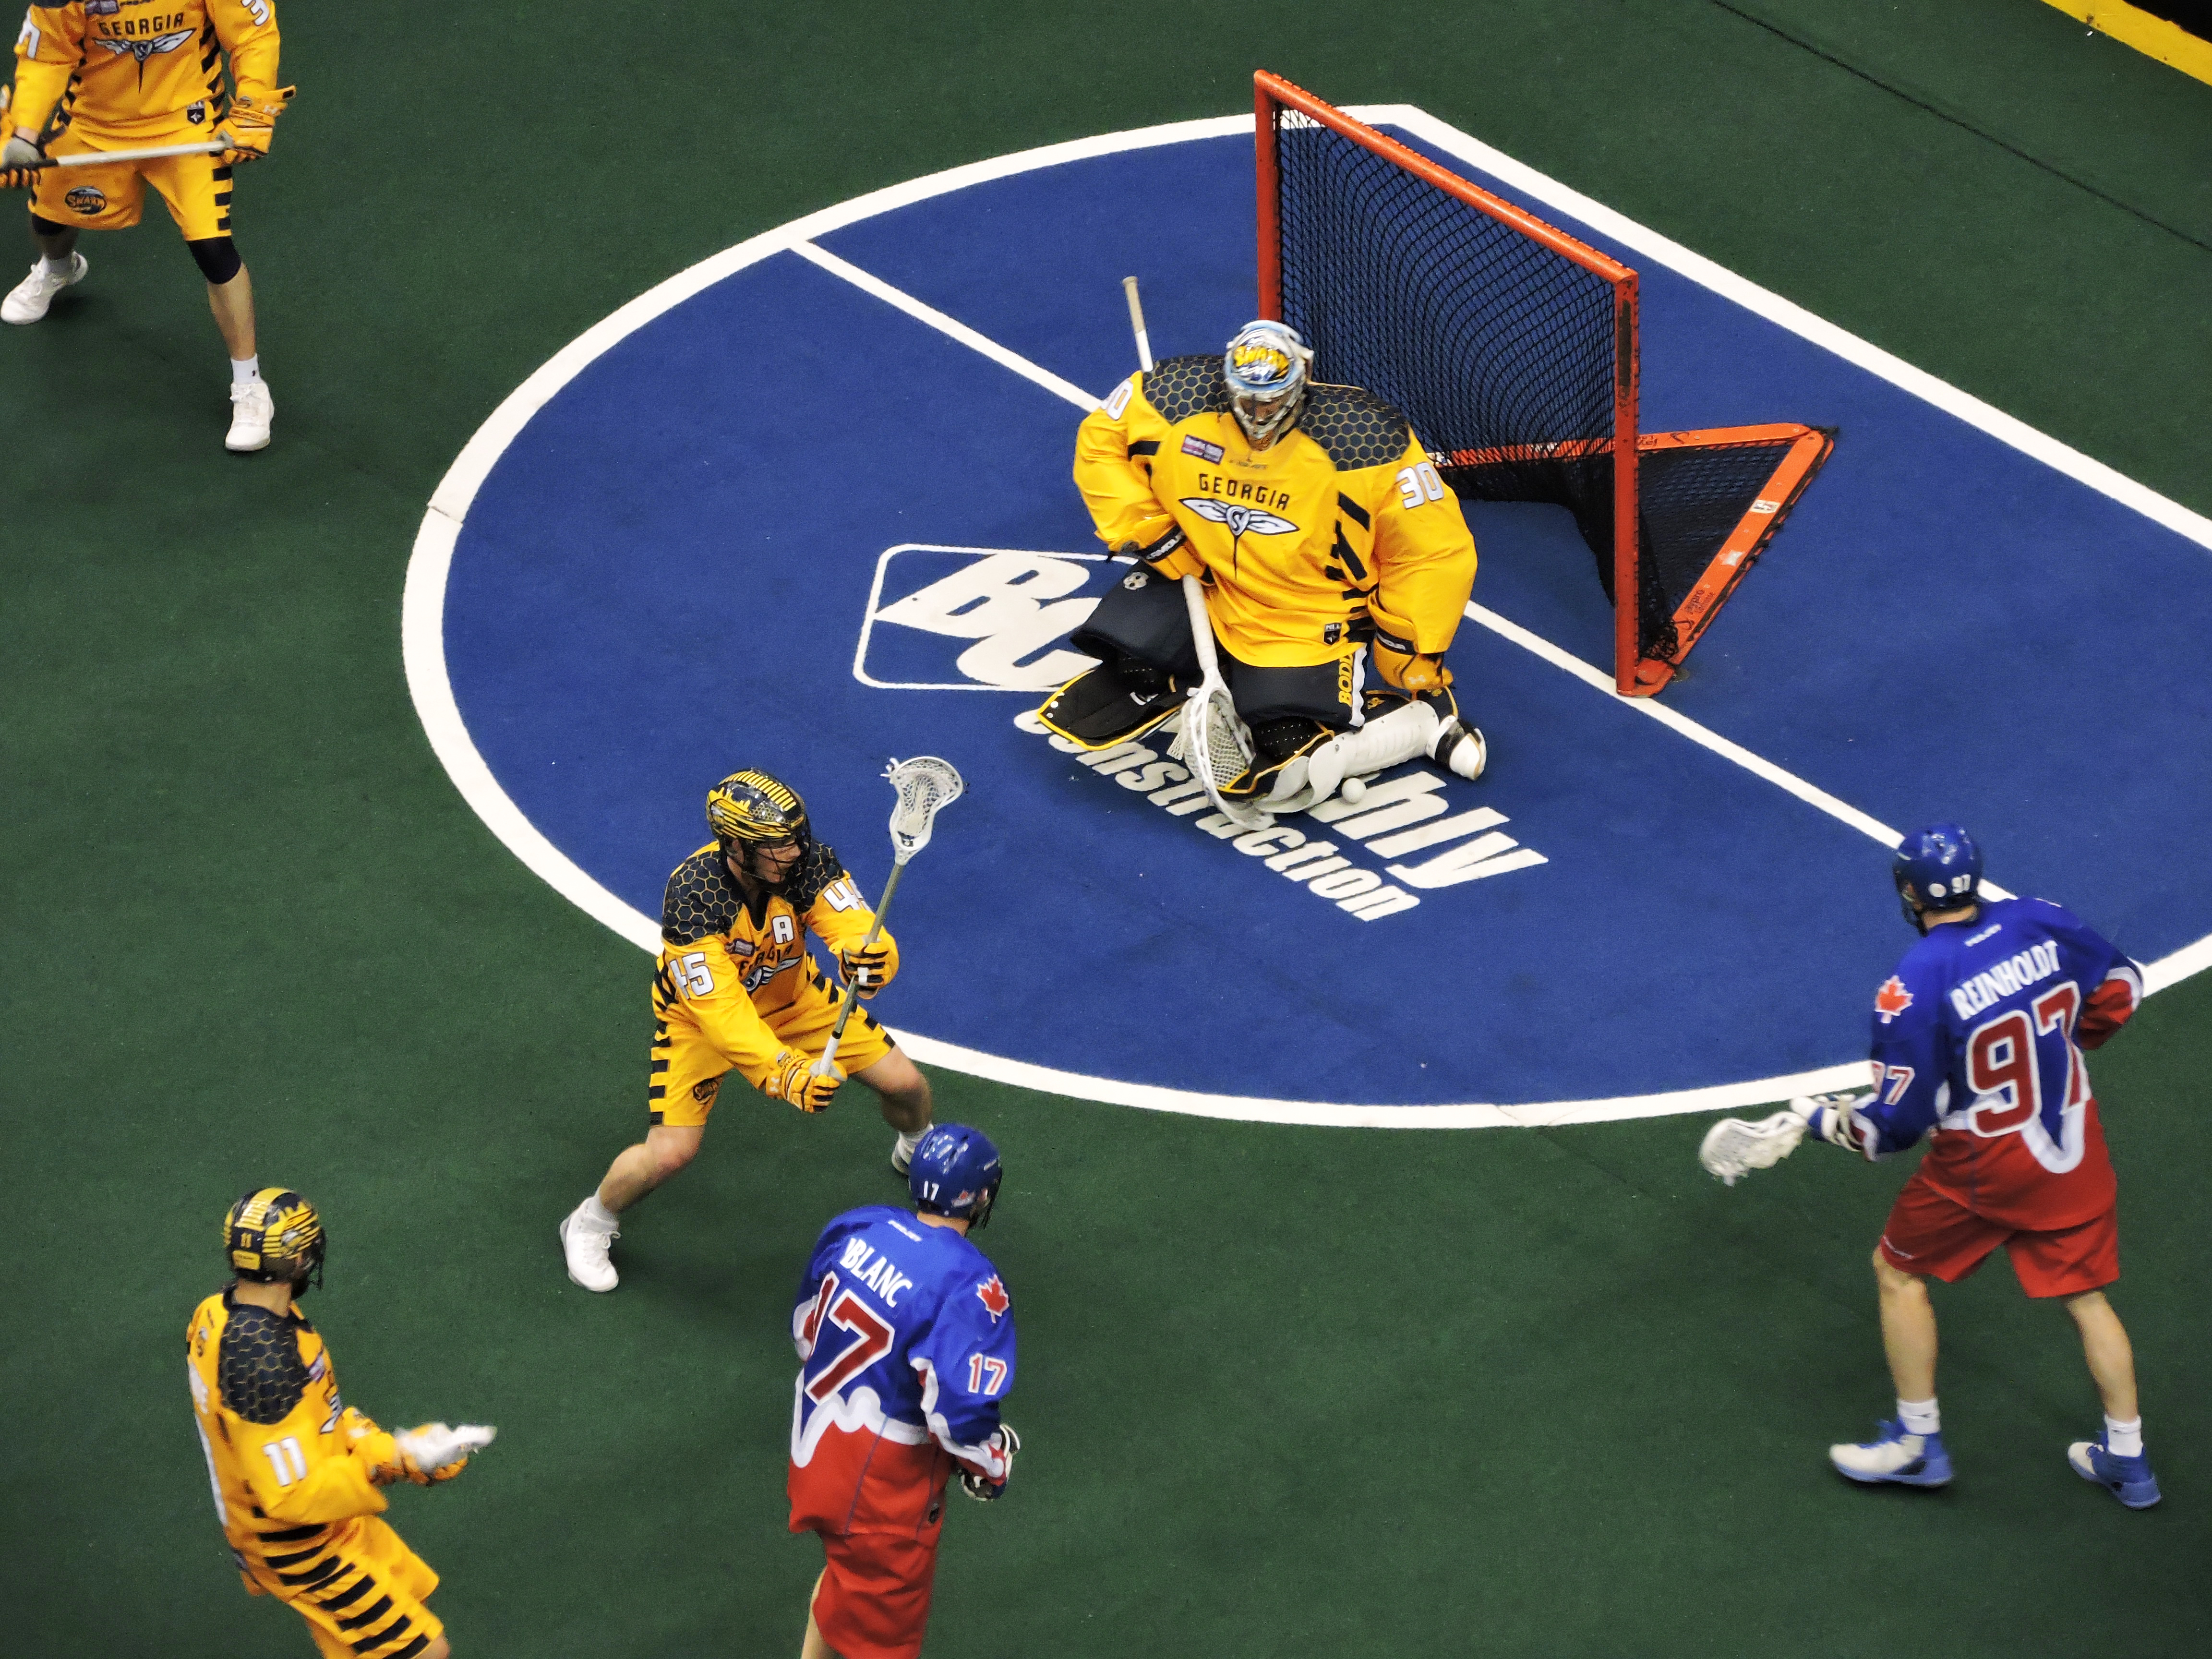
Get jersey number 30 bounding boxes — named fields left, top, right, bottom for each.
left=1966, top=983, right=2084, bottom=1135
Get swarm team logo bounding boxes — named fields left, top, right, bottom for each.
left=64, top=185, right=107, bottom=215
left=1178, top=496, right=1299, bottom=541
left=96, top=27, right=193, bottom=83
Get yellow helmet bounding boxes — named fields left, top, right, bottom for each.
left=706, top=769, right=811, bottom=846
left=224, top=1188, right=326, bottom=1289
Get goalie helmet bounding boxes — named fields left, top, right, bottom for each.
left=1223, top=320, right=1312, bottom=449
left=1893, top=822, right=1982, bottom=929
left=706, top=769, right=816, bottom=886
left=909, top=1123, right=1003, bottom=1230
left=224, top=1188, right=326, bottom=1290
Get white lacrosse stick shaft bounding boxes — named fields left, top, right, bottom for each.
left=44, top=139, right=230, bottom=168
left=1122, top=275, right=1154, bottom=372
left=816, top=757, right=962, bottom=1075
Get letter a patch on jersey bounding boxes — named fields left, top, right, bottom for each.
left=1874, top=976, right=1914, bottom=1023
left=975, top=1275, right=1010, bottom=1322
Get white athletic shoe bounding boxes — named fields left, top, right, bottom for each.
left=2, top=252, right=89, bottom=325
left=559, top=1205, right=620, bottom=1292
left=226, top=379, right=274, bottom=452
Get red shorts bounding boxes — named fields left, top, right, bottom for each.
left=812, top=1530, right=940, bottom=1659
left=1877, top=1172, right=2119, bottom=1298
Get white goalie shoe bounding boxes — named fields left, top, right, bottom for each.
left=559, top=1204, right=620, bottom=1292
left=226, top=379, right=275, bottom=452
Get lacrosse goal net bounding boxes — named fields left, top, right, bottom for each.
left=1256, top=71, right=1833, bottom=695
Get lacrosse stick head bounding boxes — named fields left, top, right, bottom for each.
left=1698, top=1111, right=1808, bottom=1187
left=884, top=756, right=963, bottom=862
left=1184, top=686, right=1269, bottom=831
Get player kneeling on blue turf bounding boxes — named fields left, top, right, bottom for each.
left=1703, top=825, right=2157, bottom=1506
left=1038, top=320, right=1486, bottom=810
left=790, top=1124, right=1018, bottom=1659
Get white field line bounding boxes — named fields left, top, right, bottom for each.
left=792, top=242, right=1101, bottom=412
left=1463, top=602, right=2015, bottom=901
left=403, top=108, right=2212, bottom=1131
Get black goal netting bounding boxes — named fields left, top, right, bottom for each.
left=1270, top=103, right=1819, bottom=673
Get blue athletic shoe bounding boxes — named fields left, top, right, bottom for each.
left=2068, top=1436, right=2161, bottom=1509
left=1829, top=1420, right=1953, bottom=1488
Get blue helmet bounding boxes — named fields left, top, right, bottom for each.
left=908, top=1123, right=1003, bottom=1229
left=1893, top=823, right=1983, bottom=928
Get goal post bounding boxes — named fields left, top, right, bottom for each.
left=1254, top=71, right=1830, bottom=696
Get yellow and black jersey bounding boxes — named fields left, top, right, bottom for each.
left=1075, top=354, right=1478, bottom=667
left=10, top=0, right=280, bottom=144
left=184, top=1287, right=393, bottom=1565
left=653, top=842, right=894, bottom=1090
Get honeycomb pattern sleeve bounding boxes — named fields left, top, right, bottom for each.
left=1320, top=392, right=1478, bottom=658
left=217, top=1305, right=390, bottom=1525
left=663, top=844, right=744, bottom=947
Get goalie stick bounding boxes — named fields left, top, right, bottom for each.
left=815, top=756, right=964, bottom=1076
left=1120, top=277, right=1267, bottom=831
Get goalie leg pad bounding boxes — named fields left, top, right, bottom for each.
left=1303, top=698, right=1440, bottom=807
left=1034, top=661, right=1182, bottom=749
left=1224, top=716, right=1333, bottom=802
left=1068, top=565, right=1201, bottom=679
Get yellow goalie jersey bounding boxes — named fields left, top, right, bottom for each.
left=654, top=841, right=896, bottom=1097
left=1074, top=354, right=1478, bottom=669
left=9, top=0, right=280, bottom=143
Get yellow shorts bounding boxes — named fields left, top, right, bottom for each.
left=30, top=126, right=234, bottom=240
left=242, top=1515, right=443, bottom=1659
left=650, top=971, right=896, bottom=1129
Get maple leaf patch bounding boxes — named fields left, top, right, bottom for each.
left=1874, top=976, right=1914, bottom=1023
left=975, top=1275, right=1010, bottom=1321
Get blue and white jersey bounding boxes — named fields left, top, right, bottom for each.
left=788, top=1204, right=1016, bottom=1521
left=1847, top=897, right=2140, bottom=1226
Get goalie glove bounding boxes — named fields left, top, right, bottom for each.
left=765, top=1049, right=842, bottom=1113
left=391, top=1422, right=496, bottom=1484
left=959, top=1423, right=1020, bottom=1502
left=837, top=940, right=894, bottom=999
left=218, top=85, right=296, bottom=163
left=1370, top=639, right=1451, bottom=696
left=1791, top=1090, right=1877, bottom=1157
left=1111, top=525, right=1187, bottom=567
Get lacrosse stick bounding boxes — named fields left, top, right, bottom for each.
left=1698, top=1111, right=1808, bottom=1187
left=1120, top=277, right=1266, bottom=831
left=815, top=756, right=964, bottom=1075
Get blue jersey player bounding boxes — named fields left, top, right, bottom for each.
left=1792, top=826, right=2155, bottom=1506
left=788, top=1124, right=1018, bottom=1659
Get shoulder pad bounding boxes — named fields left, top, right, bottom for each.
left=1298, top=384, right=1411, bottom=470
left=783, top=842, right=848, bottom=913
left=663, top=845, right=743, bottom=946
left=217, top=1303, right=311, bottom=1426
left=1141, top=355, right=1232, bottom=424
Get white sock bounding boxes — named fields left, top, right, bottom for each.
left=896, top=1128, right=926, bottom=1157
left=2105, top=1415, right=2143, bottom=1457
left=230, top=354, right=261, bottom=385
left=42, top=252, right=74, bottom=276
left=1898, top=1397, right=1940, bottom=1437
left=578, top=1194, right=619, bottom=1230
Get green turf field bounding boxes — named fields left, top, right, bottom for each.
left=7, top=2, right=2211, bottom=1653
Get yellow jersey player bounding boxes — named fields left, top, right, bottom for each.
left=186, top=1189, right=495, bottom=1659
left=558, top=769, right=938, bottom=1293
left=2, top=0, right=294, bottom=450
left=1040, top=320, right=1487, bottom=809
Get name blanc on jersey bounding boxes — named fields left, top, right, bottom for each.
left=1948, top=938, right=2062, bottom=1021
left=837, top=1234, right=915, bottom=1308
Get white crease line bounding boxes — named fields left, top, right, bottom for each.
left=792, top=241, right=1102, bottom=413
left=1463, top=601, right=2018, bottom=899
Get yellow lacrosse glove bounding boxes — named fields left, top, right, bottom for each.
left=765, top=1050, right=844, bottom=1114
left=219, top=85, right=295, bottom=164
left=1371, top=640, right=1452, bottom=696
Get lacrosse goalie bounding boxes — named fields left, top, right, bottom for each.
left=790, top=1124, right=1018, bottom=1659
left=3, top=0, right=294, bottom=449
left=187, top=1189, right=494, bottom=1659
left=1038, top=319, right=1485, bottom=812
left=1700, top=825, right=2157, bottom=1507
left=559, top=769, right=937, bottom=1293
